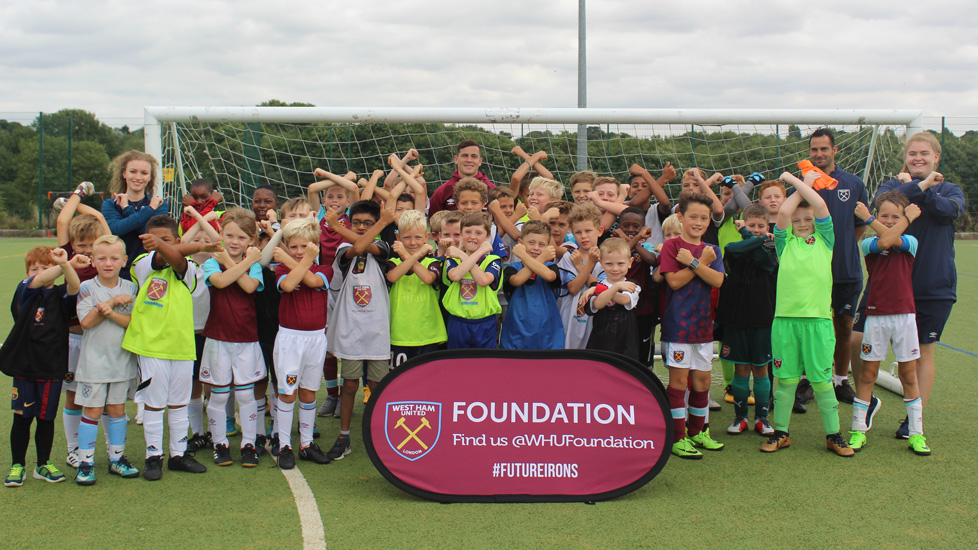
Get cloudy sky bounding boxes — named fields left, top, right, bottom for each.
left=2, top=0, right=977, bottom=128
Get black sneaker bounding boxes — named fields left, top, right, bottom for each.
left=254, top=435, right=267, bottom=458
left=240, top=444, right=259, bottom=468
left=895, top=416, right=910, bottom=439
left=326, top=436, right=351, bottom=461
left=834, top=379, right=855, bottom=404
left=278, top=445, right=296, bottom=470
left=299, top=443, right=332, bottom=465
left=168, top=454, right=207, bottom=474
left=865, top=394, right=881, bottom=431
left=186, top=432, right=210, bottom=453
left=792, top=397, right=807, bottom=414
left=213, top=444, right=233, bottom=466
left=269, top=434, right=280, bottom=457
left=144, top=455, right=164, bottom=481
left=796, top=378, right=814, bottom=404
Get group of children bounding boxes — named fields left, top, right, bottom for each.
left=2, top=133, right=940, bottom=487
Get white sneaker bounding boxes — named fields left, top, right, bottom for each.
left=66, top=448, right=80, bottom=469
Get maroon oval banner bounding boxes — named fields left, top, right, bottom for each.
left=363, top=350, right=673, bottom=503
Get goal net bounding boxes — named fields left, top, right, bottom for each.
left=144, top=107, right=922, bottom=211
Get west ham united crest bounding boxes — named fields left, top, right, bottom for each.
left=805, top=235, right=816, bottom=245
left=862, top=344, right=873, bottom=355
left=147, top=277, right=168, bottom=300
left=286, top=374, right=298, bottom=386
left=773, top=358, right=782, bottom=369
left=838, top=189, right=850, bottom=202
left=385, top=401, right=441, bottom=461
left=353, top=285, right=372, bottom=307
left=460, top=279, right=477, bottom=301
left=35, top=307, right=45, bottom=322
left=672, top=351, right=685, bottom=363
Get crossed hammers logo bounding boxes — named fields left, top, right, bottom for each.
left=394, top=416, right=431, bottom=450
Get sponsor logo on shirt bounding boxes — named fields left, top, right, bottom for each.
left=354, top=285, right=372, bottom=307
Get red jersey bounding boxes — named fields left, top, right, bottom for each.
left=202, top=259, right=261, bottom=342
left=275, top=263, right=332, bottom=331
left=319, top=212, right=350, bottom=269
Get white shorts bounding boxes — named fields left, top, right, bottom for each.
left=74, top=379, right=136, bottom=408
left=64, top=332, right=82, bottom=392
left=135, top=356, right=194, bottom=409
left=274, top=327, right=326, bottom=396
left=200, top=339, right=267, bottom=386
left=663, top=342, right=714, bottom=372
left=860, top=314, right=920, bottom=363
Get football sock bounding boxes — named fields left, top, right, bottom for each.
left=143, top=409, right=164, bottom=458
left=298, top=401, right=317, bottom=448
left=188, top=397, right=204, bottom=436
left=666, top=387, right=686, bottom=442
left=277, top=400, right=295, bottom=449
left=811, top=380, right=841, bottom=435
left=256, top=397, right=266, bottom=432
left=752, top=375, right=771, bottom=418
left=772, top=377, right=799, bottom=432
left=732, top=375, right=750, bottom=418
left=687, top=390, right=708, bottom=437
left=851, top=398, right=869, bottom=432
left=340, top=430, right=350, bottom=437
left=235, top=384, right=258, bottom=447
left=63, top=407, right=82, bottom=451
left=106, top=415, right=127, bottom=462
left=208, top=387, right=231, bottom=447
left=905, top=397, right=923, bottom=436
left=167, top=406, right=190, bottom=457
left=34, top=418, right=55, bottom=465
left=225, top=391, right=236, bottom=426
left=78, top=414, right=99, bottom=465
left=721, top=357, right=735, bottom=387
left=325, top=356, right=340, bottom=397
left=10, top=414, right=32, bottom=465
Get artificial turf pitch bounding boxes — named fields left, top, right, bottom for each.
left=0, top=238, right=975, bottom=549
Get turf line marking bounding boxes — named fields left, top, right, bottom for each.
left=280, top=467, right=327, bottom=550
left=958, top=272, right=978, bottom=278
left=937, top=342, right=978, bottom=359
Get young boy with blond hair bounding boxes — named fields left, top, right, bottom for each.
left=558, top=204, right=605, bottom=349
left=387, top=209, right=446, bottom=367
left=73, top=235, right=140, bottom=484
left=761, top=172, right=853, bottom=458
left=584, top=237, right=641, bottom=360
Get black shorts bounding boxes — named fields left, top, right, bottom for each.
left=720, top=326, right=772, bottom=367
left=11, top=377, right=63, bottom=420
left=852, top=289, right=870, bottom=333
left=391, top=344, right=440, bottom=369
left=832, top=280, right=863, bottom=317
left=193, top=332, right=206, bottom=380
left=916, top=300, right=954, bottom=344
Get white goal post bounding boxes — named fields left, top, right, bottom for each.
left=143, top=106, right=923, bottom=396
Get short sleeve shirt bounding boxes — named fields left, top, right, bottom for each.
left=203, top=258, right=263, bottom=342
left=658, top=237, right=724, bottom=343
left=76, top=278, right=138, bottom=382
left=276, top=263, right=331, bottom=331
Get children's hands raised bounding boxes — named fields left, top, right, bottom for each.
left=897, top=172, right=912, bottom=183
left=578, top=286, right=595, bottom=309
left=245, top=246, right=262, bottom=263
left=676, top=247, right=694, bottom=266
left=638, top=227, right=652, bottom=241
left=181, top=194, right=194, bottom=207
left=853, top=202, right=871, bottom=221
left=511, top=243, right=526, bottom=260
left=304, top=241, right=319, bottom=261
left=183, top=205, right=202, bottom=219
left=615, top=280, right=638, bottom=293
left=905, top=203, right=922, bottom=222
left=212, top=249, right=232, bottom=267
left=569, top=249, right=582, bottom=265
left=380, top=208, right=396, bottom=227
left=69, top=254, right=91, bottom=270
left=139, top=233, right=159, bottom=252
left=587, top=246, right=600, bottom=264
left=447, top=246, right=465, bottom=259
left=539, top=246, right=556, bottom=263
left=404, top=149, right=420, bottom=163
left=313, top=167, right=329, bottom=179
left=323, top=209, right=339, bottom=228
left=700, top=245, right=717, bottom=266
left=113, top=294, right=133, bottom=307
left=661, top=162, right=677, bottom=182
left=391, top=241, right=408, bottom=259
left=50, top=247, right=69, bottom=265
left=513, top=202, right=528, bottom=219
left=801, top=170, right=819, bottom=187
left=95, top=302, right=114, bottom=317
left=272, top=247, right=291, bottom=265
left=478, top=240, right=493, bottom=257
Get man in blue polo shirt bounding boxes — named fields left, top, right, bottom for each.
left=793, top=128, right=868, bottom=408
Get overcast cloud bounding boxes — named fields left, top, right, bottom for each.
left=2, top=0, right=977, bottom=127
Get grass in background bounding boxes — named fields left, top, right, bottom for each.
left=0, top=238, right=975, bottom=549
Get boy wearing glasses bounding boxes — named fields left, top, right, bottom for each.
left=322, top=200, right=395, bottom=461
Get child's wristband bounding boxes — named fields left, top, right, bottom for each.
left=865, top=216, right=876, bottom=225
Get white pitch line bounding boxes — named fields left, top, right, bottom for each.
left=280, top=466, right=327, bottom=550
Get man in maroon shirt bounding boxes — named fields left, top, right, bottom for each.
left=428, top=140, right=495, bottom=216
